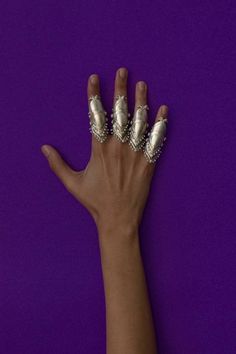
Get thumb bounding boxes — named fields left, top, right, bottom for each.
left=41, top=144, right=80, bottom=194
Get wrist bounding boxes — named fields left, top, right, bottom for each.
left=97, top=222, right=140, bottom=265
left=97, top=221, right=139, bottom=244
left=98, top=227, right=141, bottom=274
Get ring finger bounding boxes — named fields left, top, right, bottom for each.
left=129, top=81, right=149, bottom=152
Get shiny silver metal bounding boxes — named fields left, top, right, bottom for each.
left=88, top=95, right=109, bottom=143
left=143, top=117, right=168, bottom=163
left=129, top=104, right=149, bottom=151
left=110, top=95, right=130, bottom=142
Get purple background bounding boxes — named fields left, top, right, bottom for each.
left=1, top=1, right=235, bottom=353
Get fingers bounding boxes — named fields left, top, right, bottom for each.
left=111, top=67, right=130, bottom=143
left=155, top=104, right=168, bottom=122
left=41, top=144, right=79, bottom=193
left=87, top=73, right=100, bottom=98
left=113, top=67, right=128, bottom=104
left=87, top=74, right=99, bottom=148
left=128, top=81, right=149, bottom=152
left=143, top=105, right=169, bottom=164
left=134, top=81, right=148, bottom=110
left=87, top=74, right=108, bottom=148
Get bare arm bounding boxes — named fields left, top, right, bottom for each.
left=41, top=67, right=168, bottom=354
left=98, top=225, right=157, bottom=354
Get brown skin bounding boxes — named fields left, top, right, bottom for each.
left=41, top=67, right=168, bottom=354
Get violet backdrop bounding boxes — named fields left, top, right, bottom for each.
left=1, top=1, right=235, bottom=353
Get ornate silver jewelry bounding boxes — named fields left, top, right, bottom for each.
left=88, top=95, right=109, bottom=143
left=143, top=117, right=168, bottom=163
left=110, top=95, right=130, bottom=142
left=128, top=104, right=149, bottom=151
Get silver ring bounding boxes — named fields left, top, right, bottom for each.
left=143, top=117, right=168, bottom=163
left=88, top=95, right=109, bottom=143
left=110, top=95, right=130, bottom=143
left=128, top=104, right=149, bottom=151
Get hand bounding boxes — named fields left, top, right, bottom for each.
left=41, top=67, right=168, bottom=235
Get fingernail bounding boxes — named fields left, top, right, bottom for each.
left=41, top=145, right=50, bottom=158
left=119, top=68, right=127, bottom=79
left=138, top=81, right=146, bottom=91
left=161, top=105, right=169, bottom=116
left=90, top=74, right=98, bottom=84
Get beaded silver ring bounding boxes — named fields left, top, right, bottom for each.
left=143, top=117, right=168, bottom=163
left=88, top=95, right=109, bottom=143
left=110, top=95, right=131, bottom=143
left=128, top=104, right=149, bottom=151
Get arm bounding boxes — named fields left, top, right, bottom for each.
left=98, top=225, right=157, bottom=354
left=41, top=67, right=168, bottom=354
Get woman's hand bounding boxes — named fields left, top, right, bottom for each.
left=41, top=67, right=168, bottom=354
left=41, top=67, right=168, bottom=235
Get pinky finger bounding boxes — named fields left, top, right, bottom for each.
left=143, top=105, right=169, bottom=164
left=155, top=104, right=168, bottom=122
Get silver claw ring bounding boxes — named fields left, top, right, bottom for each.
left=88, top=95, right=109, bottom=143
left=129, top=104, right=149, bottom=151
left=110, top=95, right=130, bottom=142
left=143, top=117, right=168, bottom=163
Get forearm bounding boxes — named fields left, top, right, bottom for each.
left=98, top=224, right=158, bottom=354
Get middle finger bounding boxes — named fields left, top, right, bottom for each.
left=111, top=67, right=130, bottom=143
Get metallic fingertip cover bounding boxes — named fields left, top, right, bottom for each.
left=129, top=105, right=149, bottom=151
left=143, top=117, right=168, bottom=163
left=111, top=95, right=130, bottom=142
left=88, top=95, right=109, bottom=143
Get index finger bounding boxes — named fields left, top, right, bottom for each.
left=87, top=74, right=109, bottom=151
